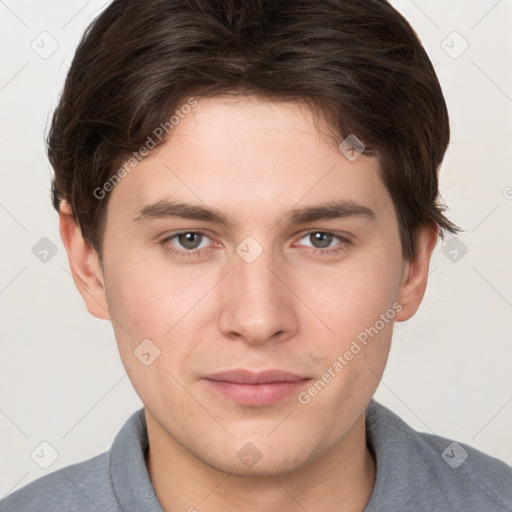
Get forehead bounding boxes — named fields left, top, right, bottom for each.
left=108, top=95, right=391, bottom=223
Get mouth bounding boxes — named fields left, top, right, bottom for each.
left=202, top=369, right=313, bottom=406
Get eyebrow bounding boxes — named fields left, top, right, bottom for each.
left=133, top=199, right=376, bottom=226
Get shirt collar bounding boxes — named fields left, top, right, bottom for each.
left=108, top=401, right=449, bottom=511
left=109, top=408, right=164, bottom=511
left=363, top=399, right=449, bottom=511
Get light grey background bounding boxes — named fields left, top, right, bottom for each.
left=1, top=0, right=511, bottom=498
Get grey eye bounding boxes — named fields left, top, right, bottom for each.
left=176, top=232, right=204, bottom=250
left=308, top=232, right=334, bottom=249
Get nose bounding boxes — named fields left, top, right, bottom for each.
left=217, top=248, right=299, bottom=346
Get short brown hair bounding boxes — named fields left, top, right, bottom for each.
left=48, top=0, right=460, bottom=261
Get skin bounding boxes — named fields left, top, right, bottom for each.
left=59, top=95, right=438, bottom=512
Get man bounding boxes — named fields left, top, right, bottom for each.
left=2, top=0, right=511, bottom=510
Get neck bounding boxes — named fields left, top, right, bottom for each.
left=146, top=411, right=376, bottom=512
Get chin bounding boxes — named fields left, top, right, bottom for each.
left=196, top=440, right=318, bottom=478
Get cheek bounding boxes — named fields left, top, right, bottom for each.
left=295, top=261, right=400, bottom=422
left=311, top=256, right=403, bottom=341
left=102, top=257, right=201, bottom=405
left=102, top=250, right=223, bottom=380
left=104, top=250, right=202, bottom=331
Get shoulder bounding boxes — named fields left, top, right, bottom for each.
left=366, top=400, right=512, bottom=511
left=414, top=428, right=512, bottom=509
left=0, top=451, right=120, bottom=512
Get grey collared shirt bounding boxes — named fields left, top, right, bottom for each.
left=2, top=400, right=511, bottom=511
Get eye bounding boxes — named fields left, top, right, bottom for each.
left=161, top=231, right=213, bottom=257
left=173, top=232, right=208, bottom=250
left=296, top=231, right=351, bottom=255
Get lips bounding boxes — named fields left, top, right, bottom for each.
left=202, top=369, right=312, bottom=406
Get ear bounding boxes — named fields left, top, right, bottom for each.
left=59, top=201, right=111, bottom=320
left=395, top=225, right=439, bottom=322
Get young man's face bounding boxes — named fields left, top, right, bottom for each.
left=65, top=95, right=434, bottom=476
